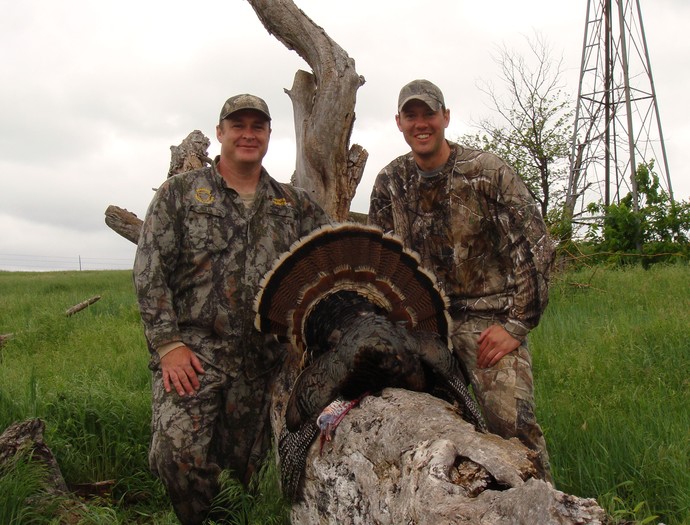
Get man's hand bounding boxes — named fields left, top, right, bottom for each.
left=160, top=345, right=205, bottom=396
left=477, top=324, right=521, bottom=369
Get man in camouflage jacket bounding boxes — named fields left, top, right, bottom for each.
left=368, top=79, right=555, bottom=482
left=134, top=94, right=330, bottom=524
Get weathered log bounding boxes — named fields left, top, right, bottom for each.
left=269, top=355, right=607, bottom=523
left=65, top=295, right=101, bottom=317
left=0, top=419, right=68, bottom=496
left=0, top=419, right=98, bottom=522
left=290, top=389, right=607, bottom=525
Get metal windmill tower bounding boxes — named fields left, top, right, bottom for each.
left=566, top=0, right=673, bottom=225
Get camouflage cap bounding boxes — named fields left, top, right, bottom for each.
left=397, top=79, right=446, bottom=113
left=219, top=94, right=271, bottom=121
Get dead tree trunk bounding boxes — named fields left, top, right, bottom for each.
left=269, top=381, right=606, bottom=524
left=166, top=129, right=211, bottom=179
left=104, top=205, right=142, bottom=244
left=247, top=0, right=367, bottom=220
left=0, top=419, right=68, bottom=496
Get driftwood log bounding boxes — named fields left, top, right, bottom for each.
left=104, top=205, right=142, bottom=244
left=0, top=419, right=101, bottom=520
left=270, top=373, right=607, bottom=524
left=294, top=390, right=607, bottom=524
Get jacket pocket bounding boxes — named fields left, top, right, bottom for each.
left=185, top=205, right=229, bottom=253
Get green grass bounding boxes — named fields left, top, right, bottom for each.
left=0, top=270, right=286, bottom=524
left=532, top=264, right=690, bottom=524
left=0, top=265, right=688, bottom=524
left=0, top=271, right=170, bottom=522
left=0, top=451, right=58, bottom=525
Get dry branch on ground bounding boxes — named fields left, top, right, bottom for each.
left=64, top=295, right=101, bottom=317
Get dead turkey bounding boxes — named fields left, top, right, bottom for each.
left=253, top=223, right=487, bottom=500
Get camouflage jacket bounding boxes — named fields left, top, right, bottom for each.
left=368, top=142, right=554, bottom=341
left=133, top=161, right=330, bottom=373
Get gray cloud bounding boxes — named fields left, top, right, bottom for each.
left=1, top=0, right=687, bottom=271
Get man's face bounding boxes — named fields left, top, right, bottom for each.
left=395, top=100, right=450, bottom=164
left=216, top=109, right=271, bottom=166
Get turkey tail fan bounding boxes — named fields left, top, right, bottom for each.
left=254, top=222, right=452, bottom=351
left=253, top=224, right=332, bottom=338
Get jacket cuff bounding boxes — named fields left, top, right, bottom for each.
left=503, top=318, right=530, bottom=342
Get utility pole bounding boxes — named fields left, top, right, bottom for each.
left=565, top=0, right=673, bottom=228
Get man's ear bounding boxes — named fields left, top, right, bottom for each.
left=395, top=113, right=403, bottom=132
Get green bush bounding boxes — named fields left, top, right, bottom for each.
left=584, top=162, right=690, bottom=265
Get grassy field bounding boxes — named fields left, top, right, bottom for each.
left=0, top=265, right=688, bottom=524
left=532, top=264, right=690, bottom=524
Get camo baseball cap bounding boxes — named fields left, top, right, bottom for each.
left=219, top=94, right=271, bottom=121
left=397, top=79, right=445, bottom=113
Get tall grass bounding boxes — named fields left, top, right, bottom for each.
left=0, top=266, right=688, bottom=524
left=0, top=451, right=57, bottom=525
left=0, top=271, right=170, bottom=523
left=532, top=264, right=690, bottom=524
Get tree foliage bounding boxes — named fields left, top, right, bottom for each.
left=460, top=33, right=573, bottom=221
left=585, top=161, right=690, bottom=264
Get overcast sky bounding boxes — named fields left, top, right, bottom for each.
left=1, top=0, right=688, bottom=271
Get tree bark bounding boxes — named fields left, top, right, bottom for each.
left=166, top=129, right=211, bottom=179
left=104, top=205, right=142, bottom=244
left=247, top=0, right=367, bottom=220
left=0, top=419, right=69, bottom=496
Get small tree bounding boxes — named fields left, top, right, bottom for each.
left=461, top=33, right=573, bottom=225
left=585, top=161, right=690, bottom=264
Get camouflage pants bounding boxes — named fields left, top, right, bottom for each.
left=451, top=315, right=553, bottom=483
left=149, top=362, right=276, bottom=525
